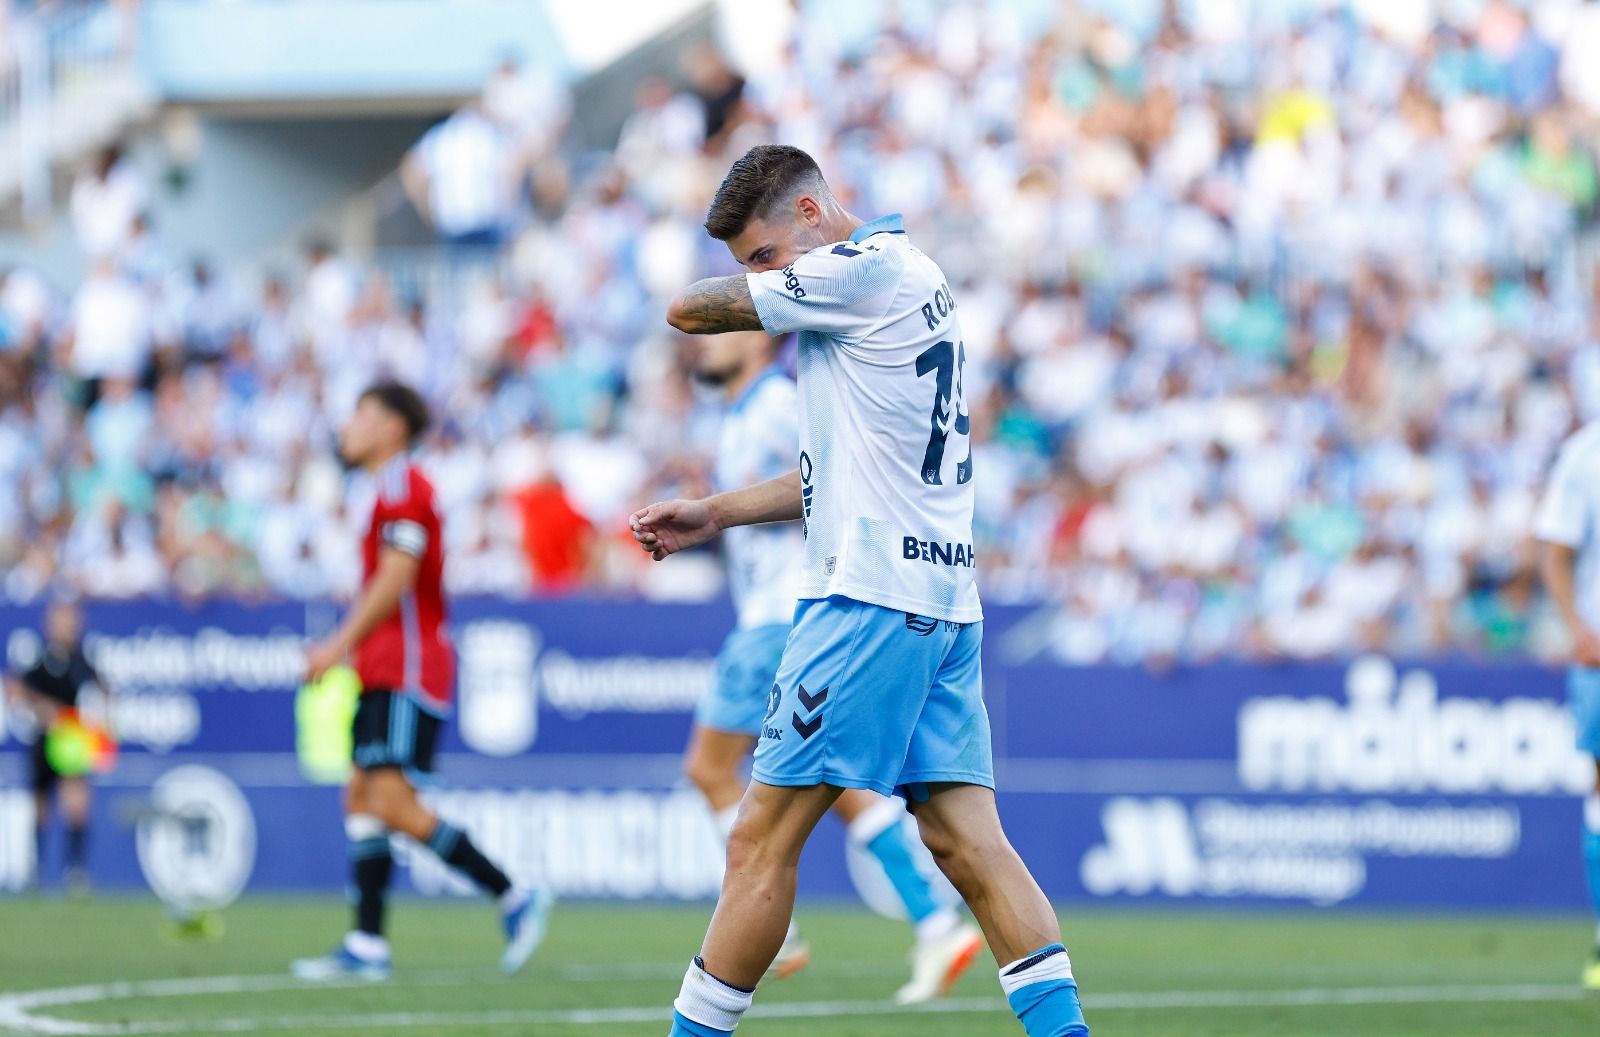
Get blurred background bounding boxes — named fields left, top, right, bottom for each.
left=0, top=0, right=1595, bottom=957
left=5, top=0, right=1600, bottom=663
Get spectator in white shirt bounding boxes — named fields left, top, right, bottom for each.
left=401, top=103, right=517, bottom=247
left=69, top=145, right=144, bottom=260
left=67, top=261, right=151, bottom=384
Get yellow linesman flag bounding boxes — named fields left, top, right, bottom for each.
left=296, top=664, right=361, bottom=785
left=44, top=709, right=116, bottom=777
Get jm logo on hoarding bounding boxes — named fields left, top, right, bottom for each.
left=457, top=620, right=540, bottom=756
left=1080, top=795, right=1519, bottom=906
left=1080, top=796, right=1368, bottom=906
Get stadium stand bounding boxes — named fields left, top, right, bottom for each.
left=2, top=0, right=1599, bottom=664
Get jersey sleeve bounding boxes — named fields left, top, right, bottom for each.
left=1536, top=436, right=1591, bottom=547
left=745, top=243, right=902, bottom=340
left=378, top=476, right=434, bottom=559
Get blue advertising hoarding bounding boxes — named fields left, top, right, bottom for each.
left=0, top=599, right=1589, bottom=913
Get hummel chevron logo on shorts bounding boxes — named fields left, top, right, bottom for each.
left=797, top=684, right=828, bottom=711
left=791, top=683, right=828, bottom=740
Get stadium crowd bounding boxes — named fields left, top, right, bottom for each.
left=3, top=0, right=1600, bottom=663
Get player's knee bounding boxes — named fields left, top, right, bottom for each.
left=919, top=822, right=1010, bottom=888
left=366, top=798, right=399, bottom=829
left=723, top=819, right=765, bottom=873
left=343, top=776, right=369, bottom=816
left=723, top=812, right=798, bottom=876
left=682, top=751, right=730, bottom=798
left=362, top=775, right=406, bottom=827
left=915, top=817, right=960, bottom=864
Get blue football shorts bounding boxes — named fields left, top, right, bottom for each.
left=1570, top=667, right=1600, bottom=757
left=752, top=595, right=993, bottom=800
left=695, top=622, right=791, bottom=736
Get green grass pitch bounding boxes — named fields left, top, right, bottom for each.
left=0, top=897, right=1595, bottom=1035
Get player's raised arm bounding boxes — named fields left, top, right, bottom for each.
left=666, top=275, right=763, bottom=335
left=631, top=469, right=802, bottom=561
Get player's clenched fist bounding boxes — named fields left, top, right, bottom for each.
left=630, top=499, right=720, bottom=560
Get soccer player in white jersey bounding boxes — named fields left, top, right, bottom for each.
left=685, top=328, right=982, bottom=1002
left=632, top=145, right=1088, bottom=1036
left=1536, top=418, right=1600, bottom=990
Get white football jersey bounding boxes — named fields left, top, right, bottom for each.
left=1536, top=420, right=1600, bottom=630
left=746, top=214, right=981, bottom=623
left=717, top=368, right=804, bottom=629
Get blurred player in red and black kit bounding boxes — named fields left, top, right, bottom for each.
left=291, top=381, right=550, bottom=981
left=4, top=599, right=105, bottom=893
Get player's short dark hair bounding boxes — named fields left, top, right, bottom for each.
left=705, top=145, right=829, bottom=241
left=360, top=380, right=430, bottom=445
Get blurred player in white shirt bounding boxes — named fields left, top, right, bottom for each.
left=1536, top=420, right=1600, bottom=990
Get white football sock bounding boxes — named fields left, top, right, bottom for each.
left=844, top=796, right=905, bottom=847
left=674, top=957, right=754, bottom=1032
left=915, top=907, right=963, bottom=944
left=998, top=945, right=1073, bottom=998
left=344, top=930, right=391, bottom=961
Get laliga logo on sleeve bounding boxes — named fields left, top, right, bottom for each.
left=781, top=264, right=806, bottom=299
left=136, top=765, right=256, bottom=911
left=458, top=620, right=540, bottom=756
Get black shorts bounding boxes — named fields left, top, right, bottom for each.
left=31, top=738, right=57, bottom=793
left=352, top=689, right=441, bottom=774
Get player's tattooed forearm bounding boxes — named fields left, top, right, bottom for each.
left=668, top=275, right=764, bottom=334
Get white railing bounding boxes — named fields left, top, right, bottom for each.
left=0, top=0, right=142, bottom=223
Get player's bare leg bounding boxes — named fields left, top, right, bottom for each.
left=683, top=727, right=815, bottom=977
left=360, top=768, right=441, bottom=841
left=909, top=783, right=1057, bottom=959
left=683, top=726, right=755, bottom=817
left=696, top=781, right=839, bottom=990
left=831, top=789, right=983, bottom=1003
left=365, top=768, right=547, bottom=972
left=911, top=783, right=1086, bottom=1034
left=297, top=767, right=545, bottom=981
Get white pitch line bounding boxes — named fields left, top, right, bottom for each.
left=0, top=976, right=1587, bottom=1035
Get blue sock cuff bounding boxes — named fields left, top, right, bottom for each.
left=1007, top=978, right=1086, bottom=1036
left=670, top=1010, right=734, bottom=1037
left=349, top=836, right=390, bottom=860
left=427, top=822, right=462, bottom=857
